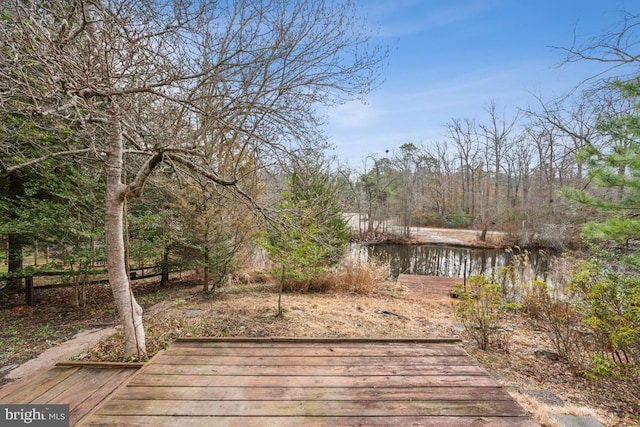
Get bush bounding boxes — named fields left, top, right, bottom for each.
left=522, top=255, right=640, bottom=376
left=522, top=280, right=589, bottom=367
left=258, top=169, right=350, bottom=283
left=453, top=275, right=503, bottom=350
left=570, top=260, right=640, bottom=379
left=444, top=211, right=470, bottom=228
left=331, top=257, right=389, bottom=294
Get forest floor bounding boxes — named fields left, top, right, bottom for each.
left=0, top=228, right=636, bottom=426
left=1, top=275, right=638, bottom=426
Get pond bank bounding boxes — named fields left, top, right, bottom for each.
left=353, top=226, right=514, bottom=249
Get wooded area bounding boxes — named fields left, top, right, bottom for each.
left=338, top=86, right=636, bottom=248
left=0, top=0, right=384, bottom=357
left=1, top=1, right=639, bottom=368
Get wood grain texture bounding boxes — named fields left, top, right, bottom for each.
left=80, top=338, right=539, bottom=426
left=398, top=273, right=463, bottom=298
left=0, top=363, right=140, bottom=426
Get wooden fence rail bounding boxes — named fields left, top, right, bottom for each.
left=1, top=265, right=190, bottom=306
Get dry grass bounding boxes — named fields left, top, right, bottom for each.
left=84, top=278, right=458, bottom=362
left=512, top=391, right=618, bottom=427
left=278, top=257, right=389, bottom=294
left=332, top=257, right=390, bottom=293
left=2, top=260, right=637, bottom=426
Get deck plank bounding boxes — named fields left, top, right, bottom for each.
left=127, top=373, right=499, bottom=388
left=32, top=366, right=120, bottom=404
left=398, top=274, right=463, bottom=298
left=141, top=363, right=487, bottom=376
left=114, top=385, right=513, bottom=401
left=0, top=366, right=79, bottom=403
left=163, top=343, right=468, bottom=357
left=0, top=364, right=140, bottom=426
left=84, top=414, right=540, bottom=427
left=66, top=368, right=139, bottom=427
left=96, top=398, right=529, bottom=417
left=81, top=338, right=539, bottom=426
left=151, top=354, right=476, bottom=366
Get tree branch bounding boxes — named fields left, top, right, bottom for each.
left=164, top=153, right=237, bottom=187
left=127, top=151, right=165, bottom=198
left=2, top=148, right=94, bottom=176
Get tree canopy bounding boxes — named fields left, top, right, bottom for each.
left=0, top=0, right=384, bottom=357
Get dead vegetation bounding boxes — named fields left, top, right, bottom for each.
left=279, top=258, right=390, bottom=294
left=1, top=262, right=638, bottom=426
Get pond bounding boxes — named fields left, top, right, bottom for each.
left=352, top=243, right=556, bottom=283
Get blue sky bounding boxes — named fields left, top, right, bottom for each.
left=323, top=0, right=635, bottom=164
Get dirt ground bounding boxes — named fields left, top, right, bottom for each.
left=403, top=226, right=509, bottom=247
left=356, top=224, right=511, bottom=247
left=2, top=276, right=637, bottom=427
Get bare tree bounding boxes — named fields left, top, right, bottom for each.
left=446, top=118, right=481, bottom=219
left=1, top=0, right=384, bottom=357
left=559, top=11, right=640, bottom=85
left=507, top=130, right=535, bottom=208
left=393, top=143, right=421, bottom=237
left=527, top=92, right=599, bottom=185
left=431, top=141, right=455, bottom=217
left=479, top=101, right=518, bottom=223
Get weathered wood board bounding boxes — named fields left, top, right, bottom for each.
left=80, top=338, right=539, bottom=426
left=398, top=274, right=464, bottom=298
left=0, top=363, right=141, bottom=426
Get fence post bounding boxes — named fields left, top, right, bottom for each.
left=25, top=274, right=35, bottom=306
left=160, top=247, right=169, bottom=286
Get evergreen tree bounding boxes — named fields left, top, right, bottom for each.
left=564, top=79, right=640, bottom=265
left=563, top=79, right=640, bottom=376
left=259, top=168, right=350, bottom=282
left=1, top=113, right=100, bottom=290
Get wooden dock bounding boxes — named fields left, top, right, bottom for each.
left=78, top=338, right=539, bottom=426
left=398, top=274, right=464, bottom=299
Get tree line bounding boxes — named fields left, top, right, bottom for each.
left=338, top=78, right=637, bottom=248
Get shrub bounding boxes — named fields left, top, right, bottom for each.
left=570, top=259, right=640, bottom=378
left=453, top=275, right=503, bottom=350
left=257, top=169, right=350, bottom=282
left=331, top=257, right=389, bottom=294
left=522, top=280, right=589, bottom=366
left=444, top=211, right=470, bottom=228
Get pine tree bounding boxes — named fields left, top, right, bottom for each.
left=259, top=168, right=350, bottom=283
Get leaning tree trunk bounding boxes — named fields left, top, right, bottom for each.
left=105, top=114, right=146, bottom=358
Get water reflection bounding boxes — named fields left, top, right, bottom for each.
left=352, top=243, right=554, bottom=282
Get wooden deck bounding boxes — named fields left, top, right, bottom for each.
left=81, top=338, right=539, bottom=426
left=398, top=274, right=464, bottom=298
left=0, top=362, right=142, bottom=426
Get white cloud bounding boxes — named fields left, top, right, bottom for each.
left=325, top=59, right=556, bottom=163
